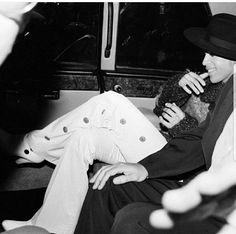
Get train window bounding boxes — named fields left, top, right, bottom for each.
left=116, top=3, right=210, bottom=72
left=47, top=3, right=101, bottom=70
left=35, top=3, right=101, bottom=70
left=0, top=2, right=102, bottom=83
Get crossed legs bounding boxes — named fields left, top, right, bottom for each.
left=2, top=91, right=167, bottom=234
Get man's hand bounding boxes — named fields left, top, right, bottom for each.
left=89, top=162, right=148, bottom=190
left=159, top=103, right=185, bottom=128
left=179, top=71, right=208, bottom=95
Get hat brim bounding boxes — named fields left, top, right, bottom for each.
left=184, top=28, right=236, bottom=61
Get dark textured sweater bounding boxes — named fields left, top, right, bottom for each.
left=140, top=76, right=233, bottom=180
left=153, top=72, right=224, bottom=140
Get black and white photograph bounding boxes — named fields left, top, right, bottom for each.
left=0, top=2, right=235, bottom=234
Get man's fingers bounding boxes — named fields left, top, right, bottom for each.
left=92, top=163, right=127, bottom=190
left=90, top=167, right=102, bottom=183
left=180, top=72, right=207, bottom=94
left=113, top=174, right=136, bottom=185
left=182, top=85, right=192, bottom=94
left=97, top=166, right=124, bottom=190
left=189, top=72, right=207, bottom=86
left=181, top=76, right=201, bottom=94
left=90, top=164, right=109, bottom=183
left=193, top=72, right=207, bottom=85
left=161, top=112, right=173, bottom=122
left=162, top=104, right=184, bottom=125
left=199, top=72, right=209, bottom=80
left=163, top=107, right=175, bottom=118
left=159, top=116, right=172, bottom=128
left=92, top=165, right=114, bottom=189
left=164, top=103, right=172, bottom=108
left=168, top=104, right=184, bottom=118
left=187, top=78, right=204, bottom=94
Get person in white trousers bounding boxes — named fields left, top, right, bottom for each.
left=2, top=91, right=167, bottom=234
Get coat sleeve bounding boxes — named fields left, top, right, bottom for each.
left=139, top=114, right=210, bottom=180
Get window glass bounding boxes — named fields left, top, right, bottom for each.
left=42, top=3, right=100, bottom=69
left=1, top=2, right=101, bottom=83
left=116, top=3, right=210, bottom=72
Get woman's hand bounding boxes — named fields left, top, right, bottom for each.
left=179, top=71, right=208, bottom=95
left=89, top=162, right=148, bottom=190
left=159, top=103, right=185, bottom=128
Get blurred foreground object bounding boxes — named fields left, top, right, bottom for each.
left=150, top=110, right=236, bottom=234
left=0, top=2, right=36, bottom=65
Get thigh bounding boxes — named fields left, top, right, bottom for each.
left=106, top=92, right=167, bottom=163
left=81, top=91, right=167, bottom=163
left=91, top=128, right=125, bottom=164
left=111, top=202, right=223, bottom=234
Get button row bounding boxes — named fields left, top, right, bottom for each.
left=43, top=117, right=146, bottom=144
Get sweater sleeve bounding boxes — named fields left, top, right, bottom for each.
left=168, top=113, right=199, bottom=138
left=139, top=114, right=210, bottom=180
left=153, top=72, right=191, bottom=116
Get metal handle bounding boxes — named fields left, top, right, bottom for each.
left=104, top=3, right=114, bottom=58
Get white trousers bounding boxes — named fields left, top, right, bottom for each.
left=17, top=91, right=167, bottom=234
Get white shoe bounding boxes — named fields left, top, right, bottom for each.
left=2, top=219, right=33, bottom=231
left=15, top=158, right=34, bottom=164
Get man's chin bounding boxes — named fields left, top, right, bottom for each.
left=209, top=76, right=219, bottom=83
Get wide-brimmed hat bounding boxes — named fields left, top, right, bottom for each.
left=184, top=13, right=236, bottom=61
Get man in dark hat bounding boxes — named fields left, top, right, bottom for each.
left=73, top=13, right=235, bottom=234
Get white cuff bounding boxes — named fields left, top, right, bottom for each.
left=15, top=134, right=44, bottom=163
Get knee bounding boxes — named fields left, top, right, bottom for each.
left=111, top=204, right=137, bottom=234
left=114, top=203, right=138, bottom=224
left=111, top=203, right=157, bottom=234
left=115, top=203, right=154, bottom=224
